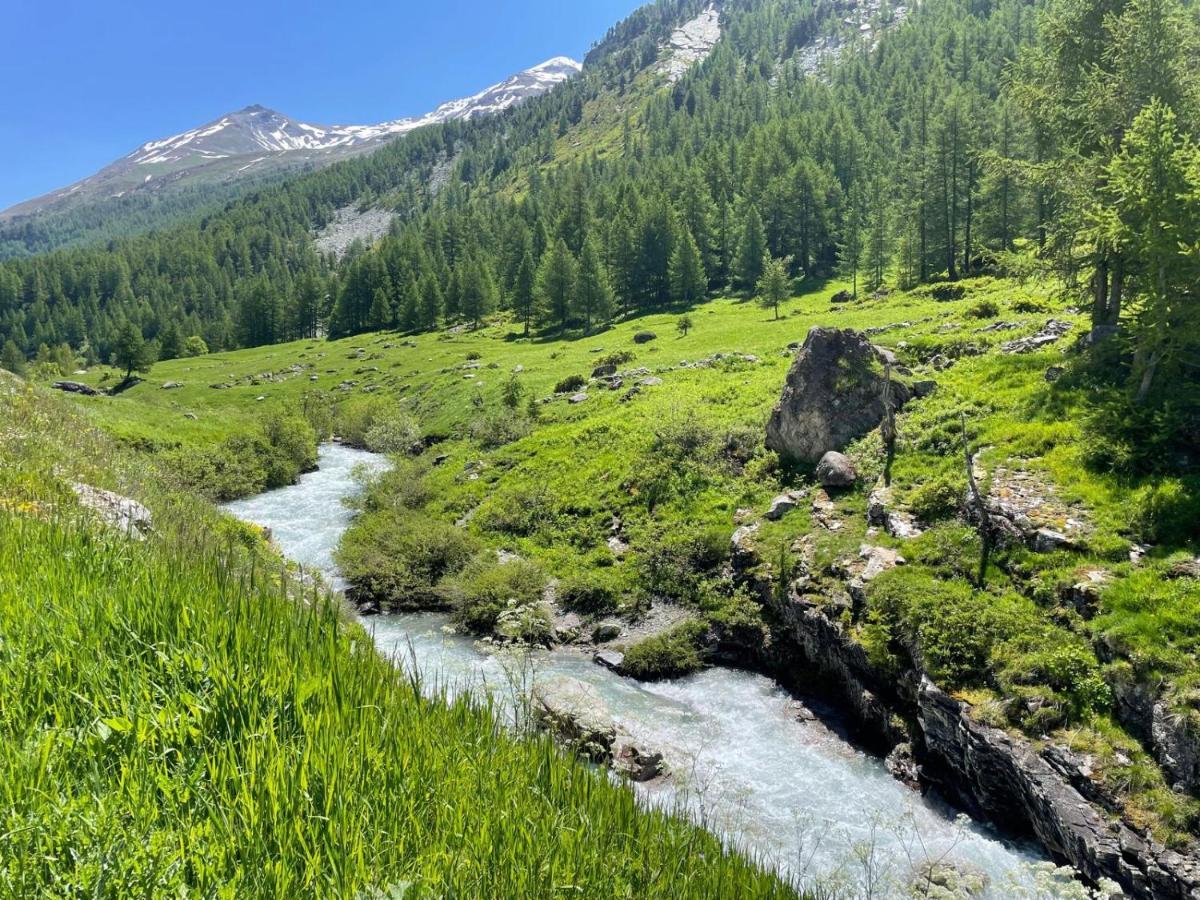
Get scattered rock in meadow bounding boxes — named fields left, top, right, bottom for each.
left=52, top=380, right=99, bottom=396
left=830, top=289, right=853, bottom=304
left=161, top=381, right=183, bottom=390
left=765, top=490, right=805, bottom=521
left=815, top=451, right=857, bottom=488
left=912, top=379, right=937, bottom=398
left=1001, top=319, right=1073, bottom=354
left=592, top=621, right=623, bottom=643
left=569, top=392, right=589, bottom=404
left=633, top=331, right=657, bottom=344
left=1045, top=366, right=1065, bottom=383
left=592, top=363, right=617, bottom=378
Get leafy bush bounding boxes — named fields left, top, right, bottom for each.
left=555, top=374, right=587, bottom=394
left=596, top=350, right=636, bottom=368
left=867, top=569, right=1020, bottom=686
left=907, top=470, right=964, bottom=523
left=337, top=510, right=477, bottom=609
left=928, top=283, right=966, bottom=302
left=621, top=621, right=708, bottom=680
left=966, top=299, right=1000, bottom=319
left=557, top=571, right=622, bottom=616
left=476, top=483, right=558, bottom=536
left=995, top=638, right=1111, bottom=726
left=261, top=413, right=318, bottom=487
left=1130, top=478, right=1200, bottom=545
left=639, top=527, right=728, bottom=604
left=166, top=414, right=317, bottom=500
left=448, top=554, right=547, bottom=634
left=469, top=410, right=531, bottom=448
left=1011, top=299, right=1046, bottom=314
left=364, top=410, right=422, bottom=454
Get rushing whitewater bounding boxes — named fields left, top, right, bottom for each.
left=227, top=444, right=1065, bottom=897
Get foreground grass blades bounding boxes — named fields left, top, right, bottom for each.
left=0, top=508, right=801, bottom=898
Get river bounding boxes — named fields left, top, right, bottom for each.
left=227, top=443, right=1067, bottom=898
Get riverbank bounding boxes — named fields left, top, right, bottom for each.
left=0, top=380, right=805, bottom=898
left=226, top=442, right=1063, bottom=897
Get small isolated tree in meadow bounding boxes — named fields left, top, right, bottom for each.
left=676, top=314, right=694, bottom=337
left=112, top=322, right=156, bottom=379
left=755, top=254, right=794, bottom=321
left=183, top=335, right=209, bottom=357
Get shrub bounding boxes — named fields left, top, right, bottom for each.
left=337, top=510, right=477, bottom=609
left=929, top=283, right=965, bottom=302
left=966, top=299, right=1000, bottom=319
left=621, top=621, right=708, bottom=680
left=639, top=527, right=728, bottom=604
left=597, top=350, right=636, bottom=368
left=476, top=484, right=558, bottom=536
left=261, top=414, right=318, bottom=487
left=907, top=470, right=964, bottom=523
left=555, top=374, right=587, bottom=394
left=182, top=335, right=209, bottom=357
left=469, top=410, right=531, bottom=449
left=557, top=571, right=622, bottom=616
left=364, top=410, right=422, bottom=454
left=1130, top=479, right=1200, bottom=545
left=867, top=569, right=1018, bottom=686
left=448, top=554, right=547, bottom=634
left=1011, top=299, right=1046, bottom=314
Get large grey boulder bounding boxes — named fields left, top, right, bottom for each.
left=766, top=327, right=910, bottom=464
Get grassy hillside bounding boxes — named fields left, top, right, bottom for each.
left=0, top=376, right=803, bottom=898
left=52, top=274, right=1200, bottom=846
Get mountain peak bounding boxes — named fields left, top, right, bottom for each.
left=1, top=57, right=579, bottom=221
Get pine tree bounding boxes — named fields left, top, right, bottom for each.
left=535, top=239, right=577, bottom=333
left=736, top=206, right=768, bottom=291
left=513, top=249, right=537, bottom=336
left=368, top=288, right=394, bottom=331
left=1, top=340, right=25, bottom=376
left=756, top=255, right=793, bottom=321
left=669, top=224, right=708, bottom=305
left=112, top=321, right=154, bottom=379
left=575, top=237, right=614, bottom=331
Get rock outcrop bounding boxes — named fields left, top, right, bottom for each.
left=533, top=676, right=664, bottom=781
left=766, top=327, right=910, bottom=464
left=71, top=483, right=152, bottom=538
left=753, top=584, right=1200, bottom=899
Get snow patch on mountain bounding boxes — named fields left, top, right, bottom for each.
left=3, top=57, right=581, bottom=220
left=126, top=58, right=582, bottom=167
left=658, top=6, right=722, bottom=82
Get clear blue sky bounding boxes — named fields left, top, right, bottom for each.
left=0, top=0, right=645, bottom=211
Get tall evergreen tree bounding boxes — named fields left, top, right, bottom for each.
left=669, top=224, right=708, bottom=305
left=536, top=239, right=577, bottom=333
left=736, top=206, right=768, bottom=291
left=575, top=237, right=615, bottom=331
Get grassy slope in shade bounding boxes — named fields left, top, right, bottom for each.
left=55, top=275, right=1200, bottom=846
left=0, top=383, right=800, bottom=898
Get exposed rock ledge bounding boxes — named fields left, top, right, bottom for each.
left=751, top=590, right=1200, bottom=899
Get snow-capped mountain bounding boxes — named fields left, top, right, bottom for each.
left=2, top=57, right=581, bottom=220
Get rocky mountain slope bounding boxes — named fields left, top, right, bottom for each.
left=0, top=57, right=581, bottom=245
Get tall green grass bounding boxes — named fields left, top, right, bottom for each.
left=0, top=505, right=801, bottom=898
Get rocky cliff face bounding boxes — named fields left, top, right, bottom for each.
left=744, top=582, right=1200, bottom=899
